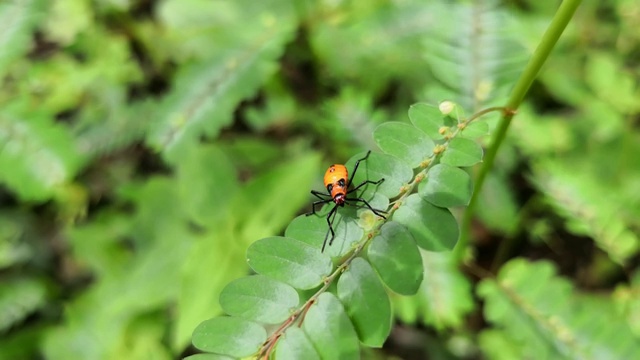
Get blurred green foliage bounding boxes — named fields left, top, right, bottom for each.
left=0, top=0, right=638, bottom=359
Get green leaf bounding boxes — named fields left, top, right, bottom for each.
left=441, top=137, right=484, bottom=167
left=345, top=151, right=413, bottom=199
left=192, top=317, right=266, bottom=357
left=419, top=164, right=473, bottom=207
left=0, top=0, right=46, bottom=78
left=146, top=24, right=295, bottom=163
left=368, top=222, right=423, bottom=295
left=0, top=105, right=83, bottom=201
left=337, top=258, right=391, bottom=347
left=302, top=292, right=360, bottom=359
left=373, top=122, right=435, bottom=168
left=0, top=277, right=48, bottom=332
left=408, top=103, right=447, bottom=139
left=276, top=327, right=321, bottom=360
left=460, top=120, right=490, bottom=138
left=392, top=194, right=459, bottom=251
left=285, top=213, right=364, bottom=258
left=183, top=354, right=234, bottom=360
left=246, top=237, right=333, bottom=290
left=478, top=259, right=640, bottom=359
left=219, top=275, right=299, bottom=324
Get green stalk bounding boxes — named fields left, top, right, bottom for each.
left=454, top=0, right=583, bottom=262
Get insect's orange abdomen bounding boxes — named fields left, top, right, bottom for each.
left=324, top=164, right=348, bottom=204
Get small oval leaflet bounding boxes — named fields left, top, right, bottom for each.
left=408, top=102, right=447, bottom=139
left=302, top=292, right=360, bottom=360
left=192, top=316, right=266, bottom=357
left=419, top=164, right=473, bottom=208
left=345, top=151, right=413, bottom=199
left=219, top=275, right=299, bottom=324
left=337, top=257, right=392, bottom=347
left=374, top=122, right=435, bottom=168
left=246, top=236, right=333, bottom=290
left=276, top=327, right=321, bottom=360
left=368, top=222, right=423, bottom=295
left=441, top=137, right=484, bottom=167
left=392, top=194, right=459, bottom=251
left=285, top=212, right=364, bottom=258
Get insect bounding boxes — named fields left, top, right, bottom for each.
left=306, top=150, right=387, bottom=252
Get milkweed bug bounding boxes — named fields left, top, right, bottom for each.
left=306, top=150, right=387, bottom=252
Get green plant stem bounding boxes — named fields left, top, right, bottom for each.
left=454, top=0, right=583, bottom=263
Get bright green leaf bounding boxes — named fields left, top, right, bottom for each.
left=0, top=0, right=46, bottom=78
left=337, top=258, right=391, bottom=347
left=276, top=327, right=320, bottom=360
left=345, top=151, right=413, bottom=199
left=393, top=194, right=459, bottom=251
left=419, top=164, right=473, bottom=207
left=373, top=122, right=435, bottom=168
left=0, top=105, right=84, bottom=201
left=408, top=103, right=447, bottom=139
left=219, top=275, right=299, bottom=324
left=368, top=222, right=423, bottom=295
left=246, top=237, right=333, bottom=290
left=302, top=292, right=359, bottom=359
left=146, top=25, right=294, bottom=163
left=192, top=317, right=266, bottom=357
left=441, top=137, right=483, bottom=167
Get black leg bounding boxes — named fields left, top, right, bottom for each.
left=322, top=205, right=338, bottom=252
left=347, top=178, right=384, bottom=194
left=306, top=198, right=332, bottom=216
left=347, top=150, right=371, bottom=187
left=311, top=189, right=331, bottom=201
left=346, top=197, right=387, bottom=219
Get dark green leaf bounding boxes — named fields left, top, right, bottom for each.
left=373, top=122, right=435, bottom=168
left=408, top=103, right=447, bottom=139
left=337, top=258, right=391, bottom=347
left=192, top=317, right=266, bottom=357
left=276, top=327, right=320, bottom=360
left=419, top=164, right=473, bottom=207
left=302, top=293, right=359, bottom=359
left=392, top=194, right=458, bottom=251
left=246, top=237, right=333, bottom=290
left=441, top=137, right=483, bottom=167
left=345, top=151, right=413, bottom=199
left=219, top=275, right=299, bottom=324
left=368, top=222, right=423, bottom=295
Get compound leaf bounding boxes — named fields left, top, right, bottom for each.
left=277, top=326, right=321, bottom=360
left=345, top=151, right=413, bottom=199
left=408, top=103, right=449, bottom=139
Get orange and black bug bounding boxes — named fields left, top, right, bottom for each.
left=306, top=151, right=387, bottom=252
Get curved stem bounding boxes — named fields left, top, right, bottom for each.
left=454, top=0, right=583, bottom=262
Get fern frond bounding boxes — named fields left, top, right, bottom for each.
left=423, top=0, right=527, bottom=110
left=478, top=259, right=639, bottom=359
